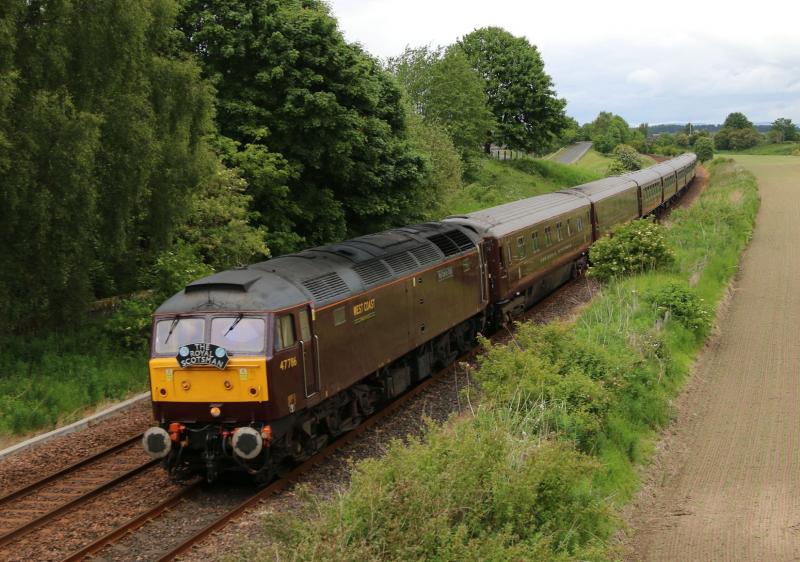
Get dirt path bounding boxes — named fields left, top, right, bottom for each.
left=625, top=155, right=800, bottom=561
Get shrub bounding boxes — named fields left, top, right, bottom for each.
left=647, top=281, right=711, bottom=332
left=606, top=144, right=642, bottom=175
left=143, top=242, right=214, bottom=301
left=588, top=219, right=674, bottom=282
left=694, top=136, right=714, bottom=162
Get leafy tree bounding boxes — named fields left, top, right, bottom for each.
left=675, top=133, right=690, bottom=147
left=459, top=27, right=566, bottom=153
left=694, top=136, right=713, bottom=162
left=769, top=117, right=798, bottom=143
left=387, top=45, right=494, bottom=164
left=723, top=112, right=753, bottom=129
left=178, top=0, right=427, bottom=252
left=585, top=112, right=630, bottom=153
left=0, top=0, right=226, bottom=331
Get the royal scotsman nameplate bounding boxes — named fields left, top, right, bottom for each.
left=177, top=343, right=230, bottom=369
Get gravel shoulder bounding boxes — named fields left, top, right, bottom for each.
left=624, top=155, right=800, bottom=561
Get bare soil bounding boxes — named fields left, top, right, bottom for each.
left=624, top=155, right=800, bottom=561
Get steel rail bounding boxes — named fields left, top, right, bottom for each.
left=0, top=458, right=159, bottom=548
left=0, top=433, right=143, bottom=507
left=60, top=481, right=201, bottom=562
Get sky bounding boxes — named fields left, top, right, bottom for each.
left=325, top=0, right=800, bottom=125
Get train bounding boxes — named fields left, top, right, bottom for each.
left=142, top=153, right=697, bottom=482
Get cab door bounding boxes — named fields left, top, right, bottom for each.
left=298, top=305, right=320, bottom=398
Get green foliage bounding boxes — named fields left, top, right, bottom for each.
left=178, top=0, right=427, bottom=252
left=0, top=0, right=218, bottom=331
left=0, top=323, right=146, bottom=436
left=263, top=416, right=609, bottom=561
left=405, top=108, right=463, bottom=217
left=768, top=117, right=798, bottom=143
left=723, top=112, right=754, bottom=129
left=460, top=27, right=566, bottom=153
left=606, top=143, right=643, bottom=175
left=145, top=243, right=215, bottom=302
left=647, top=282, right=711, bottom=332
left=588, top=220, right=674, bottom=281
left=106, top=295, right=159, bottom=352
left=388, top=45, right=494, bottom=163
left=443, top=156, right=601, bottom=215
left=715, top=113, right=762, bottom=151
left=584, top=112, right=630, bottom=154
left=694, top=136, right=714, bottom=162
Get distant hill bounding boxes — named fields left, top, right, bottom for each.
left=649, top=123, right=771, bottom=134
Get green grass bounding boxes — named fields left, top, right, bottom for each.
left=719, top=142, right=800, bottom=156
left=0, top=320, right=147, bottom=440
left=441, top=156, right=602, bottom=215
left=249, top=158, right=759, bottom=561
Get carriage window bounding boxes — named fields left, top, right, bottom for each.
left=516, top=236, right=526, bottom=258
left=532, top=231, right=539, bottom=251
left=274, top=314, right=296, bottom=350
left=506, top=244, right=512, bottom=264
left=556, top=222, right=563, bottom=241
left=544, top=226, right=552, bottom=245
left=210, top=317, right=265, bottom=353
left=566, top=219, right=572, bottom=236
left=577, top=217, right=584, bottom=232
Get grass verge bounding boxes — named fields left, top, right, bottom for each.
left=250, top=158, right=759, bottom=561
left=0, top=321, right=146, bottom=439
left=442, top=157, right=602, bottom=215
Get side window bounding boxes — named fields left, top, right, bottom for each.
left=576, top=217, right=584, bottom=232
left=506, top=244, right=512, bottom=265
left=274, top=314, right=296, bottom=351
left=299, top=310, right=311, bottom=342
left=333, top=306, right=346, bottom=326
left=516, top=236, right=526, bottom=258
left=566, top=219, right=572, bottom=236
left=544, top=226, right=552, bottom=245
left=556, top=222, right=563, bottom=241
left=531, top=231, right=539, bottom=251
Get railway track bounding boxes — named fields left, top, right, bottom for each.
left=0, top=433, right=154, bottom=550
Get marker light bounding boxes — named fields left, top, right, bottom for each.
left=210, top=406, right=221, bottom=418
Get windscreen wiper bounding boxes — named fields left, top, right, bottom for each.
left=223, top=313, right=244, bottom=337
left=164, top=316, right=181, bottom=345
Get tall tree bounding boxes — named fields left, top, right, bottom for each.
left=0, top=0, right=220, bottom=330
left=177, top=0, right=427, bottom=253
left=769, top=117, right=798, bottom=143
left=459, top=27, right=566, bottom=153
left=388, top=45, right=494, bottom=163
left=723, top=112, right=753, bottom=129
left=585, top=111, right=631, bottom=153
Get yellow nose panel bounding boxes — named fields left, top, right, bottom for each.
left=149, top=357, right=268, bottom=403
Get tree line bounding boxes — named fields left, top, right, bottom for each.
left=0, top=1, right=568, bottom=333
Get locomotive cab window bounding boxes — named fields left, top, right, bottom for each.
left=299, top=310, right=312, bottom=342
left=210, top=317, right=265, bottom=354
left=274, top=314, right=296, bottom=350
left=154, top=317, right=204, bottom=355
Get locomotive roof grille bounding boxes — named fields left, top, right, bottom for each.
left=384, top=251, right=418, bottom=274
left=427, top=232, right=460, bottom=257
left=352, top=259, right=393, bottom=286
left=446, top=229, right=475, bottom=251
left=301, top=272, right=350, bottom=301
left=409, top=244, right=441, bottom=265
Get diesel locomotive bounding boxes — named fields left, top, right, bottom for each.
left=143, top=153, right=697, bottom=482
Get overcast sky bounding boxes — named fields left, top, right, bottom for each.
left=326, top=0, right=800, bottom=125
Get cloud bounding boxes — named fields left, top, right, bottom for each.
left=326, top=0, right=800, bottom=124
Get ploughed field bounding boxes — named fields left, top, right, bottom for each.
left=627, top=155, right=800, bottom=561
